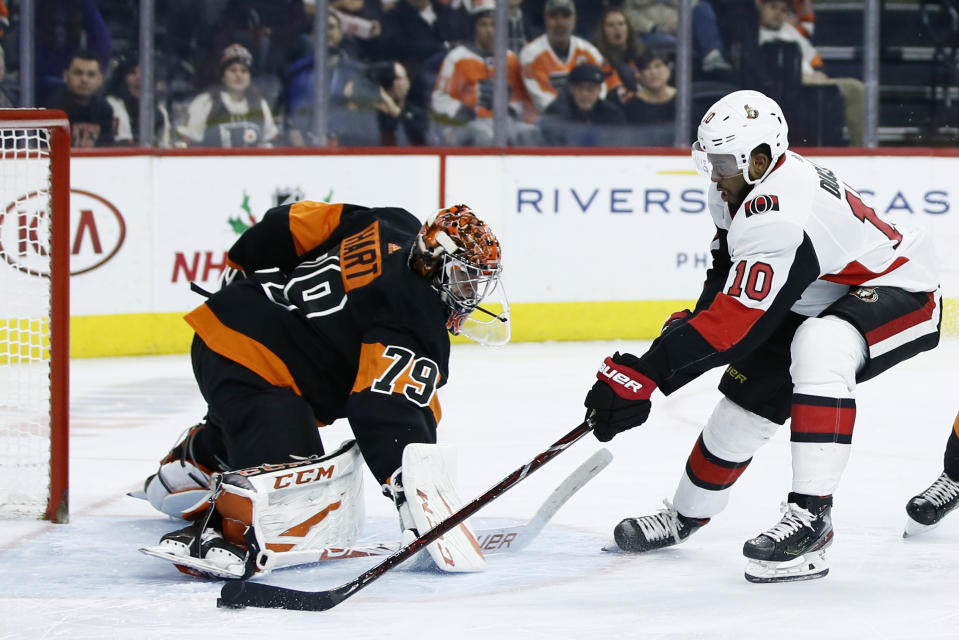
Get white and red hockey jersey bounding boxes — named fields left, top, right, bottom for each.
left=636, top=150, right=939, bottom=393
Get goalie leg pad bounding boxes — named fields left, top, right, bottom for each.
left=215, top=439, right=366, bottom=572
left=145, top=460, right=213, bottom=520
left=141, top=440, right=365, bottom=578
left=399, top=443, right=486, bottom=572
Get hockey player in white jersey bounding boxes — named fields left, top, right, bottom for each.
left=583, top=90, right=941, bottom=582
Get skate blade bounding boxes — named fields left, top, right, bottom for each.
left=140, top=545, right=246, bottom=580
left=903, top=516, right=940, bottom=538
left=744, top=550, right=829, bottom=583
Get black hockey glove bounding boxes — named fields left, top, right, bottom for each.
left=584, top=352, right=657, bottom=442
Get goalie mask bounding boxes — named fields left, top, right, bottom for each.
left=692, top=89, right=789, bottom=185
left=410, top=204, right=510, bottom=346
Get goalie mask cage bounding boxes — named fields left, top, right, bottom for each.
left=0, top=110, right=70, bottom=523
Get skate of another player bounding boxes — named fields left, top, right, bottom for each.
left=1, top=341, right=957, bottom=637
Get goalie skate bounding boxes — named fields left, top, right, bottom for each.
left=904, top=471, right=959, bottom=537
left=141, top=523, right=248, bottom=580
left=743, top=493, right=833, bottom=583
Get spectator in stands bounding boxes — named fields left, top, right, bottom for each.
left=329, top=0, right=384, bottom=60
left=757, top=0, right=863, bottom=145
left=44, top=50, right=116, bottom=147
left=284, top=11, right=381, bottom=146
left=621, top=48, right=676, bottom=127
left=621, top=0, right=732, bottom=74
left=791, top=0, right=815, bottom=38
left=382, top=0, right=470, bottom=114
left=177, top=43, right=278, bottom=148
left=538, top=62, right=626, bottom=146
left=36, top=0, right=113, bottom=106
left=106, top=53, right=173, bottom=147
left=594, top=7, right=645, bottom=103
left=519, top=0, right=613, bottom=113
left=369, top=60, right=430, bottom=145
left=432, top=2, right=539, bottom=146
left=506, top=0, right=537, bottom=53
left=0, top=46, right=14, bottom=108
left=0, top=1, right=9, bottom=40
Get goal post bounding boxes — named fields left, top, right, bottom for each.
left=0, top=109, right=70, bottom=523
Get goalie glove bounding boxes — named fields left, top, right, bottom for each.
left=584, top=352, right=657, bottom=442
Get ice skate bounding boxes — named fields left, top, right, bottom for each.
left=904, top=472, right=959, bottom=537
left=614, top=500, right=709, bottom=552
left=743, top=493, right=833, bottom=583
left=141, top=522, right=248, bottom=579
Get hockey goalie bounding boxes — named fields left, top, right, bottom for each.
left=136, top=200, right=510, bottom=578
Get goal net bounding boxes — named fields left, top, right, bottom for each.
left=0, top=110, right=70, bottom=522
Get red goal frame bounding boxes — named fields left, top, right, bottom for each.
left=0, top=109, right=71, bottom=522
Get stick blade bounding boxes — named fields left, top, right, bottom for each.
left=217, top=580, right=344, bottom=611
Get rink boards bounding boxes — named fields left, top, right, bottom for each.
left=36, top=148, right=959, bottom=356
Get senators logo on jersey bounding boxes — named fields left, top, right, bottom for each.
left=744, top=195, right=780, bottom=217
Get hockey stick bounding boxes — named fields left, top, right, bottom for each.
left=141, top=447, right=610, bottom=578
left=217, top=420, right=594, bottom=611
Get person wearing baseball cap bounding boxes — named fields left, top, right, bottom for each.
left=519, top=0, right=616, bottom=113
left=177, top=43, right=278, bottom=148
left=538, top=61, right=625, bottom=146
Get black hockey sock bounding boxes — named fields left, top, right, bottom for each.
left=943, top=429, right=959, bottom=481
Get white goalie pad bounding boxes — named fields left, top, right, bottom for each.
left=144, top=460, right=212, bottom=520
left=141, top=440, right=365, bottom=579
left=216, top=439, right=366, bottom=571
left=401, top=443, right=486, bottom=572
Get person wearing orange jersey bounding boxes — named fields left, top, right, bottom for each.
left=518, top=0, right=616, bottom=113
left=139, top=202, right=510, bottom=576
left=432, top=3, right=540, bottom=145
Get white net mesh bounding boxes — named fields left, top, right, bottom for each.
left=0, top=127, right=55, bottom=518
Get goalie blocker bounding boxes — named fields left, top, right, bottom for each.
left=142, top=441, right=485, bottom=578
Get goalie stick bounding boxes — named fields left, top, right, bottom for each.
left=139, top=447, right=611, bottom=577
left=217, top=420, right=594, bottom=611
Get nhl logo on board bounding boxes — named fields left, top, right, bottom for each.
left=744, top=104, right=759, bottom=119
left=744, top=194, right=779, bottom=216
left=851, top=287, right=879, bottom=302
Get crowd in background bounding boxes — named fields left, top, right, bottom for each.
left=1, top=0, right=853, bottom=148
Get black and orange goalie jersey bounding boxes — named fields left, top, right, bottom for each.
left=184, top=202, right=450, bottom=482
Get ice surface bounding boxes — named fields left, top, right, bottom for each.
left=2, top=340, right=958, bottom=639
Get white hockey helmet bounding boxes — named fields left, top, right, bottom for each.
left=692, top=90, right=789, bottom=184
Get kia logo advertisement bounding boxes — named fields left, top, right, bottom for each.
left=0, top=188, right=126, bottom=276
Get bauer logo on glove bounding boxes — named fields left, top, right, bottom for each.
left=584, top=352, right=657, bottom=442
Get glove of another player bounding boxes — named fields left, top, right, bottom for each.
left=584, top=352, right=657, bottom=442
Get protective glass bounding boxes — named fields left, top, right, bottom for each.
left=691, top=141, right=741, bottom=181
